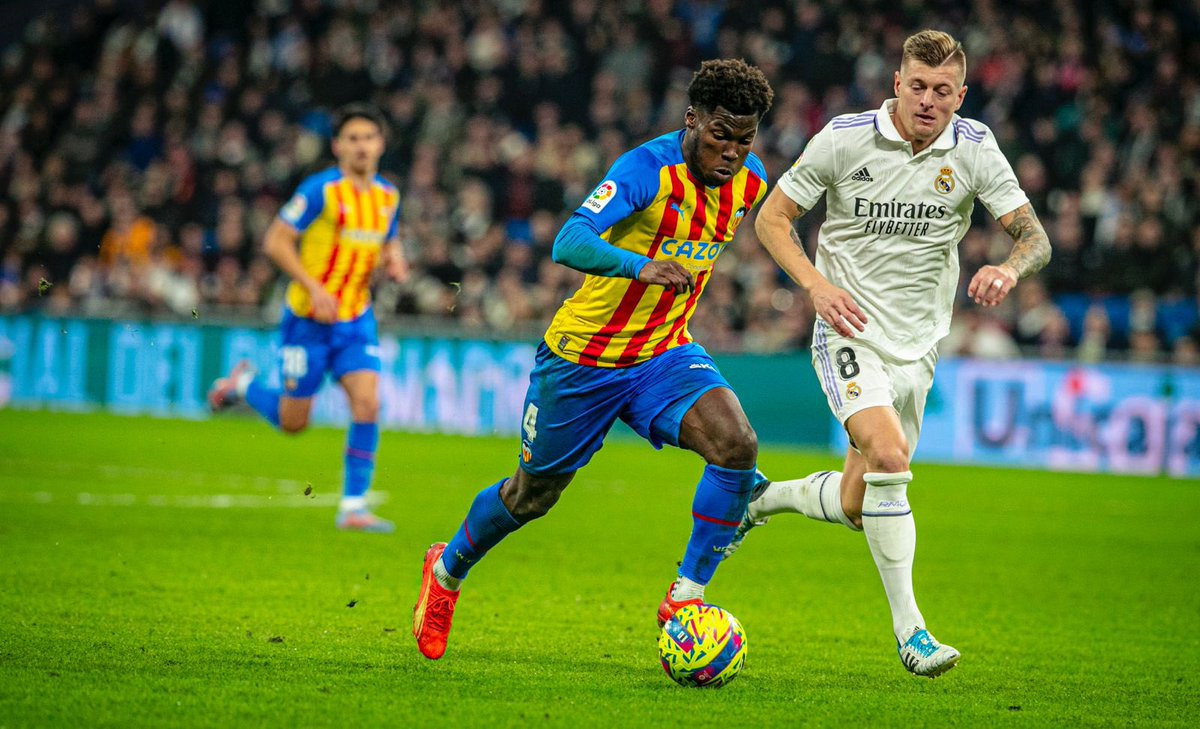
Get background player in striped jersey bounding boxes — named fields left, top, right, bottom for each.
left=744, top=30, right=1052, bottom=677
left=208, top=103, right=409, bottom=534
left=412, top=59, right=775, bottom=660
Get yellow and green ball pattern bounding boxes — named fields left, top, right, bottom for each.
left=658, top=604, right=747, bottom=688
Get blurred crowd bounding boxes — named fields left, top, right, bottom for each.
left=0, top=0, right=1198, bottom=363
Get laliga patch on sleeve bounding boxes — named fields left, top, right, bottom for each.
left=582, top=180, right=617, bottom=213
left=281, top=193, right=307, bottom=222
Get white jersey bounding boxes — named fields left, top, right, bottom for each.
left=779, top=99, right=1028, bottom=361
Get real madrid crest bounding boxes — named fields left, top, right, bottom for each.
left=846, top=381, right=861, bottom=400
left=934, top=167, right=955, bottom=194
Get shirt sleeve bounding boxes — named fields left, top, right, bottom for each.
left=278, top=178, right=325, bottom=232
left=384, top=196, right=402, bottom=240
left=776, top=124, right=836, bottom=209
left=974, top=132, right=1029, bottom=219
left=552, top=215, right=651, bottom=279
left=572, top=147, right=659, bottom=232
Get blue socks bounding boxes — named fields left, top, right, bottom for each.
left=442, top=479, right=522, bottom=579
left=436, top=466, right=756, bottom=586
left=343, top=422, right=379, bottom=501
left=245, top=379, right=281, bottom=428
left=679, top=464, right=758, bottom=586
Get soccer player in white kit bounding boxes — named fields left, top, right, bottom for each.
left=742, top=30, right=1052, bottom=677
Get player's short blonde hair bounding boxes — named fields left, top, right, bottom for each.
left=901, top=30, right=966, bottom=83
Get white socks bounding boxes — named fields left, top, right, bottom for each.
left=433, top=557, right=462, bottom=591
left=861, top=471, right=924, bottom=641
left=748, top=471, right=859, bottom=531
left=671, top=576, right=705, bottom=602
left=339, top=496, right=368, bottom=512
left=234, top=370, right=255, bottom=398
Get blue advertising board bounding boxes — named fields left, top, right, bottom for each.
left=907, top=358, right=1200, bottom=478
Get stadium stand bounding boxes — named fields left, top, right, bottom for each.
left=0, top=0, right=1196, bottom=363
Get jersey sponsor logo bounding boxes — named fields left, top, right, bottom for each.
left=689, top=362, right=715, bottom=371
left=850, top=166, right=874, bottom=182
left=853, top=197, right=949, bottom=238
left=853, top=198, right=948, bottom=219
left=281, top=193, right=307, bottom=222
left=583, top=180, right=617, bottom=213
left=659, top=238, right=725, bottom=262
left=341, top=229, right=386, bottom=244
left=935, top=167, right=956, bottom=194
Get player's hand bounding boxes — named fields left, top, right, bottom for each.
left=809, top=281, right=867, bottom=338
left=638, top=260, right=695, bottom=294
left=307, top=286, right=339, bottom=323
left=968, top=264, right=1018, bottom=307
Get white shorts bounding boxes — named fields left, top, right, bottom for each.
left=810, top=321, right=938, bottom=457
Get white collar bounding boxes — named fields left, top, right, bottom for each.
left=875, top=99, right=958, bottom=151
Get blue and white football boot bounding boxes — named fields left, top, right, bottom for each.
left=897, top=627, right=960, bottom=678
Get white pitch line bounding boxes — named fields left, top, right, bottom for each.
left=0, top=459, right=389, bottom=509
left=1, top=458, right=313, bottom=493
left=3, top=491, right=392, bottom=509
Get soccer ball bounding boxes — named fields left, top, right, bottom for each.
left=658, top=603, right=747, bottom=688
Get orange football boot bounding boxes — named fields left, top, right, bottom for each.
left=656, top=581, right=704, bottom=627
left=412, top=543, right=460, bottom=659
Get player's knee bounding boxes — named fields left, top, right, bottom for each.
left=713, top=423, right=758, bottom=470
left=864, top=442, right=909, bottom=474
left=350, top=397, right=379, bottom=423
left=279, top=415, right=309, bottom=434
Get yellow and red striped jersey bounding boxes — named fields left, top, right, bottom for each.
left=278, top=167, right=401, bottom=322
left=546, top=131, right=768, bottom=367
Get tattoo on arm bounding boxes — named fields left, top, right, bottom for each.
left=787, top=206, right=810, bottom=253
left=1001, top=203, right=1052, bottom=278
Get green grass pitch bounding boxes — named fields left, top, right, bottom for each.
left=1, top=409, right=1197, bottom=727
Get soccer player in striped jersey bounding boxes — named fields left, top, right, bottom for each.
left=208, top=103, right=409, bottom=533
left=743, top=30, right=1052, bottom=677
left=413, top=59, right=775, bottom=660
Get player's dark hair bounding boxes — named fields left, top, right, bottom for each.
left=687, top=59, right=774, bottom=119
left=332, top=103, right=387, bottom=137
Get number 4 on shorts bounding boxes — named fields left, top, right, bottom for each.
left=522, top=403, right=539, bottom=441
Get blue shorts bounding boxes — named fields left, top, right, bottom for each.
left=277, top=308, right=381, bottom=398
left=518, top=342, right=731, bottom=476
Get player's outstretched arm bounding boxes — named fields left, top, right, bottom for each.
left=968, top=202, right=1052, bottom=307
left=754, top=187, right=867, bottom=337
left=263, top=218, right=338, bottom=323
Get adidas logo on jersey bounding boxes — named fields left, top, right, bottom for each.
left=851, top=167, right=873, bottom=182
